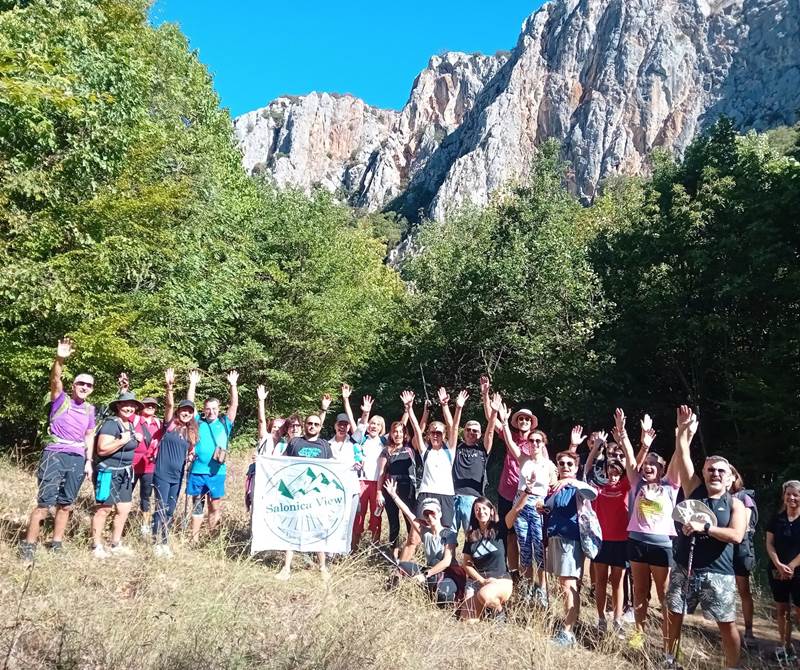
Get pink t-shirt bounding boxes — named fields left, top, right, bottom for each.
left=498, top=430, right=535, bottom=501
left=626, top=477, right=679, bottom=537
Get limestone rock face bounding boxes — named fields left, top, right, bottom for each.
left=234, top=0, right=800, bottom=220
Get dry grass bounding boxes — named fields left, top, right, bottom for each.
left=0, top=455, right=780, bottom=670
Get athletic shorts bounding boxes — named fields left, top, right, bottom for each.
left=416, top=492, right=454, bottom=529
left=94, top=467, right=134, bottom=505
left=768, top=568, right=800, bottom=606
left=666, top=565, right=736, bottom=623
left=546, top=536, right=583, bottom=578
left=594, top=539, right=629, bottom=569
left=186, top=472, right=226, bottom=500
left=36, top=450, right=86, bottom=507
left=627, top=537, right=673, bottom=568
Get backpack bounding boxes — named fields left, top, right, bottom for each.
left=578, top=495, right=603, bottom=559
left=733, top=489, right=759, bottom=571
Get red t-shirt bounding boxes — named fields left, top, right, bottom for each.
left=132, top=415, right=162, bottom=475
left=593, top=477, right=631, bottom=541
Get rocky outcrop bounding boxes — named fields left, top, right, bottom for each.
left=234, top=0, right=800, bottom=220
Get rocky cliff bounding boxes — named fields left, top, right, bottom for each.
left=234, top=0, right=800, bottom=220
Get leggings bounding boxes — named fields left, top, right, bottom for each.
left=152, top=476, right=183, bottom=545
left=514, top=497, right=544, bottom=569
left=133, top=471, right=154, bottom=512
left=383, top=482, right=415, bottom=547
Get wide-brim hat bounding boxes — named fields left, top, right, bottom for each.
left=672, top=499, right=717, bottom=527
left=140, top=397, right=159, bottom=407
left=511, top=408, right=538, bottom=429
left=109, top=391, right=144, bottom=412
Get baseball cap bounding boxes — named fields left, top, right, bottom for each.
left=420, top=498, right=441, bottom=515
left=335, top=413, right=349, bottom=423
left=73, top=373, right=94, bottom=385
left=177, top=399, right=195, bottom=411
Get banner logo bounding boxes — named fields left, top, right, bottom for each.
left=262, top=462, right=347, bottom=544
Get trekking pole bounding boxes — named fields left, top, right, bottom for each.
left=418, top=363, right=430, bottom=405
left=674, top=534, right=697, bottom=663
left=370, top=541, right=412, bottom=577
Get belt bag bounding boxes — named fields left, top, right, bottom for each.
left=95, top=464, right=131, bottom=502
left=212, top=447, right=227, bottom=464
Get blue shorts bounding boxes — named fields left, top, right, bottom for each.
left=186, top=472, right=226, bottom=500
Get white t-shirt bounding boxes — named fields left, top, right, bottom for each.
left=353, top=424, right=386, bottom=481
left=330, top=436, right=357, bottom=465
left=419, top=443, right=454, bottom=496
left=517, top=457, right=556, bottom=497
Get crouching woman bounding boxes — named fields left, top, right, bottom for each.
left=460, top=497, right=513, bottom=621
left=384, top=479, right=465, bottom=605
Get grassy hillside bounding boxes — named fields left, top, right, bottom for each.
left=0, top=455, right=780, bottom=669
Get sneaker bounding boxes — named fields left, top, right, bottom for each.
left=19, top=541, right=36, bottom=563
left=49, top=540, right=63, bottom=553
left=623, top=607, right=636, bottom=624
left=597, top=618, right=608, bottom=635
left=551, top=630, right=576, bottom=648
left=140, top=523, right=151, bottom=537
left=109, top=543, right=135, bottom=557
left=153, top=544, right=173, bottom=559
left=92, top=544, right=110, bottom=559
left=534, top=585, right=548, bottom=608
left=661, top=656, right=683, bottom=670
left=628, top=629, right=645, bottom=651
left=612, top=619, right=626, bottom=639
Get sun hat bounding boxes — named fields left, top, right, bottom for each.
left=511, top=408, right=538, bottom=429
left=141, top=397, right=159, bottom=407
left=177, top=399, right=195, bottom=411
left=109, top=391, right=144, bottom=412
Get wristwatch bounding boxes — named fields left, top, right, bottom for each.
left=703, top=522, right=711, bottom=534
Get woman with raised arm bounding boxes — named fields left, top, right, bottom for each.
left=584, top=428, right=637, bottom=635
left=152, top=368, right=198, bottom=558
left=460, top=497, right=513, bottom=621
left=383, top=479, right=464, bottom=605
left=766, top=480, right=800, bottom=663
left=480, top=374, right=538, bottom=577
left=494, top=393, right=555, bottom=606
left=616, top=407, right=680, bottom=650
left=376, top=422, right=418, bottom=556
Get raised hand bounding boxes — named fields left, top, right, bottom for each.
left=361, top=395, right=374, bottom=413
left=614, top=408, right=626, bottom=434
left=479, top=375, right=490, bottom=396
left=189, top=369, right=202, bottom=386
left=641, top=413, right=653, bottom=432
left=383, top=477, right=398, bottom=498
left=595, top=429, right=608, bottom=444
left=455, top=389, right=469, bottom=408
left=341, top=383, right=351, bottom=399
left=321, top=393, right=332, bottom=411
left=677, top=405, right=699, bottom=440
left=570, top=425, right=587, bottom=448
left=489, top=391, right=503, bottom=414
left=256, top=384, right=268, bottom=401
left=165, top=368, right=175, bottom=389
left=226, top=370, right=239, bottom=387
left=642, top=428, right=656, bottom=448
left=117, top=372, right=130, bottom=392
left=56, top=337, right=74, bottom=359
left=436, top=387, right=450, bottom=405
left=497, top=402, right=510, bottom=424
left=400, top=390, right=415, bottom=408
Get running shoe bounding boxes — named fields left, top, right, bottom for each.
left=551, top=630, right=576, bottom=648
left=597, top=618, right=608, bottom=635
left=92, top=544, right=110, bottom=559
left=109, top=543, right=135, bottom=557
left=19, top=541, right=36, bottom=563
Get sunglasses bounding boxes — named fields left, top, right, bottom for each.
left=306, top=422, right=320, bottom=427
left=431, top=430, right=444, bottom=435
left=531, top=438, right=544, bottom=444
left=465, top=428, right=480, bottom=433
left=705, top=467, right=728, bottom=475
left=516, top=417, right=532, bottom=423
left=74, top=381, right=94, bottom=388
left=557, top=460, right=575, bottom=467
left=289, top=423, right=302, bottom=429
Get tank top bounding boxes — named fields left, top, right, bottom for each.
left=675, top=484, right=735, bottom=575
left=419, top=443, right=454, bottom=496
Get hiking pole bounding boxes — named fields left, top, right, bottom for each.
left=674, top=534, right=696, bottom=663
left=418, top=363, right=430, bottom=406
left=370, top=540, right=411, bottom=576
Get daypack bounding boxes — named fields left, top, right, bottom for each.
left=733, top=488, right=759, bottom=571
left=578, top=495, right=603, bottom=559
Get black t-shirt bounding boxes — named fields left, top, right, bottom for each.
left=97, top=417, right=138, bottom=468
left=463, top=532, right=508, bottom=579
left=383, top=445, right=417, bottom=483
left=675, top=485, right=734, bottom=574
left=767, top=511, right=800, bottom=565
left=285, top=436, right=333, bottom=460
left=453, top=441, right=488, bottom=497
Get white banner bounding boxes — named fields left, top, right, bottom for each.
left=251, top=455, right=360, bottom=553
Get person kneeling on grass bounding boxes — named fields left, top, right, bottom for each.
left=185, top=369, right=238, bottom=543
left=276, top=413, right=334, bottom=581
left=459, top=497, right=513, bottom=622
left=544, top=448, right=598, bottom=647
left=383, top=479, right=465, bottom=605
left=91, top=391, right=143, bottom=558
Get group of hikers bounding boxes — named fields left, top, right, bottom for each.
left=18, top=340, right=800, bottom=670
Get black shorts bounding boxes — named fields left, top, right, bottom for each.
left=594, top=539, right=629, bottom=568
left=627, top=537, right=673, bottom=568
left=36, top=450, right=86, bottom=507
left=769, top=568, right=800, bottom=606
left=497, top=495, right=514, bottom=540
left=416, top=492, right=454, bottom=528
left=94, top=467, right=134, bottom=505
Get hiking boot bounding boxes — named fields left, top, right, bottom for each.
left=153, top=544, right=174, bottom=559
left=628, top=629, right=645, bottom=651
left=485, top=607, right=507, bottom=623
left=612, top=619, right=626, bottom=639
left=49, top=540, right=63, bottom=553
left=597, top=618, right=608, bottom=635
left=109, top=543, right=135, bottom=557
left=92, top=544, right=110, bottom=559
left=551, top=629, right=576, bottom=648
left=19, top=541, right=36, bottom=564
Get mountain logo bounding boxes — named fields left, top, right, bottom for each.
left=261, top=462, right=347, bottom=545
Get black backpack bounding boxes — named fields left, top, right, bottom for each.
left=733, top=488, right=759, bottom=571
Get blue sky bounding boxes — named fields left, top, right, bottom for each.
left=149, top=1, right=543, bottom=118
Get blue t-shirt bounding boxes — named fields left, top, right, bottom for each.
left=191, top=414, right=233, bottom=476
left=546, top=486, right=580, bottom=541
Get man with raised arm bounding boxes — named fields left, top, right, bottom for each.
left=20, top=338, right=96, bottom=561
left=186, top=368, right=239, bottom=542
left=664, top=406, right=746, bottom=670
